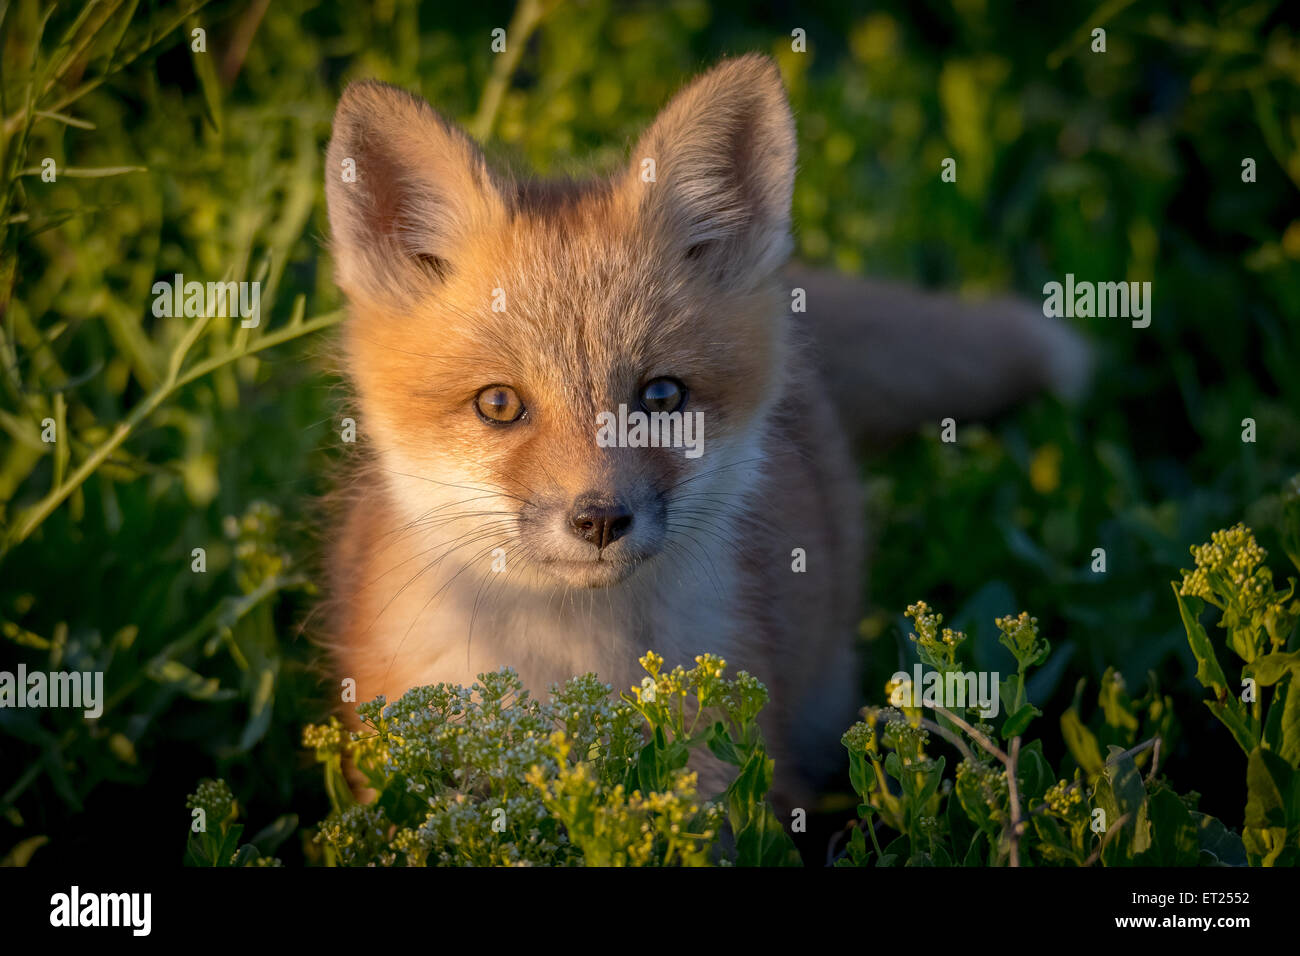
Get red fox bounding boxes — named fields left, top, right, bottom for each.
left=321, top=54, right=1088, bottom=805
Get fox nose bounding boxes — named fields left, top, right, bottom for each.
left=568, top=494, right=633, bottom=549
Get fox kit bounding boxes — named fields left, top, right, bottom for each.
left=322, top=55, right=1087, bottom=805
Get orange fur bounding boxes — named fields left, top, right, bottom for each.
left=319, top=55, right=1088, bottom=804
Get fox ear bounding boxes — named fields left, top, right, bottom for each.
left=325, top=81, right=502, bottom=307
left=627, top=55, right=796, bottom=290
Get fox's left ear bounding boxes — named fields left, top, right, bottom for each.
left=626, top=54, right=796, bottom=291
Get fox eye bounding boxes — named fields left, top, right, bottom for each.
left=639, top=377, right=686, bottom=414
left=475, top=385, right=525, bottom=424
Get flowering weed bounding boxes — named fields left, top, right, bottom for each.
left=294, top=655, right=797, bottom=866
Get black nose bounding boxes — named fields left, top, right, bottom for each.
left=568, top=494, right=633, bottom=549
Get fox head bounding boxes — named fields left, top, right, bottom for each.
left=325, top=55, right=797, bottom=590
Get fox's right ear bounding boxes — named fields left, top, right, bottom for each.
left=325, top=81, right=502, bottom=308
left=625, top=55, right=796, bottom=292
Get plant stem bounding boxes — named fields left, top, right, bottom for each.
left=4, top=310, right=343, bottom=553
left=467, top=0, right=557, bottom=141
left=1006, top=736, right=1023, bottom=867
left=933, top=706, right=1010, bottom=766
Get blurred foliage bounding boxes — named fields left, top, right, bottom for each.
left=0, top=0, right=1297, bottom=865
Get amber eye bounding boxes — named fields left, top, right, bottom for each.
left=639, top=377, right=686, bottom=414
left=475, top=385, right=525, bottom=424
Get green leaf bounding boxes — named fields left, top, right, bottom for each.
left=230, top=843, right=261, bottom=867
left=1094, top=746, right=1151, bottom=865
left=1001, top=702, right=1040, bottom=740
left=322, top=754, right=356, bottom=816
left=1060, top=708, right=1104, bottom=777
left=998, top=674, right=1021, bottom=720
left=1244, top=746, right=1296, bottom=830
left=1243, top=824, right=1295, bottom=867
left=146, top=659, right=234, bottom=701
left=883, top=750, right=903, bottom=785
left=1205, top=697, right=1259, bottom=755
left=186, top=14, right=222, bottom=132
left=955, top=769, right=998, bottom=837
left=705, top=722, right=741, bottom=767
left=236, top=663, right=277, bottom=752
left=1136, top=788, right=1198, bottom=866
left=730, top=749, right=774, bottom=815
left=636, top=740, right=664, bottom=794
left=1, top=622, right=51, bottom=650
left=913, top=755, right=946, bottom=810
left=1247, top=650, right=1300, bottom=687
left=880, top=834, right=909, bottom=867
left=214, top=823, right=245, bottom=867
left=1016, top=741, right=1054, bottom=801
left=839, top=824, right=868, bottom=866
left=1280, top=678, right=1300, bottom=767
left=1031, top=813, right=1074, bottom=862
left=653, top=724, right=668, bottom=751
left=663, top=740, right=691, bottom=773
left=1091, top=775, right=1123, bottom=865
left=1174, top=587, right=1228, bottom=692
left=1191, top=812, right=1247, bottom=867
left=183, top=832, right=207, bottom=867
left=733, top=802, right=801, bottom=867
left=846, top=748, right=871, bottom=801
left=727, top=749, right=796, bottom=866
left=0, top=835, right=48, bottom=866
left=1098, top=667, right=1139, bottom=732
